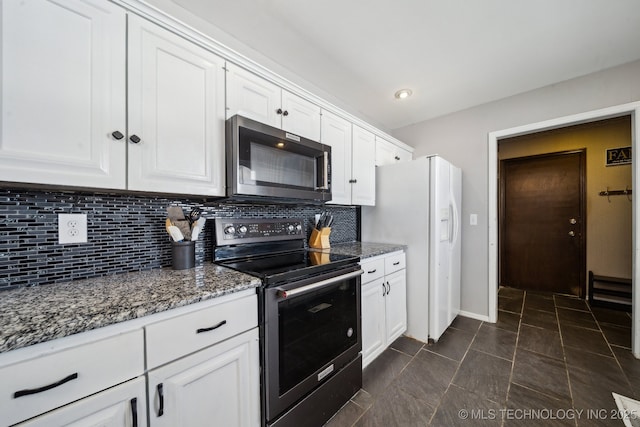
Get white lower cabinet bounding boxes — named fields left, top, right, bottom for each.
left=0, top=329, right=144, bottom=426
left=17, top=377, right=146, bottom=427
left=360, top=252, right=407, bottom=368
left=1, top=291, right=260, bottom=427
left=147, top=328, right=260, bottom=427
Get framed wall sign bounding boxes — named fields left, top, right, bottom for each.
left=605, top=146, right=631, bottom=166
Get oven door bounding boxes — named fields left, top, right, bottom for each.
left=263, top=267, right=362, bottom=423
left=226, top=115, right=331, bottom=202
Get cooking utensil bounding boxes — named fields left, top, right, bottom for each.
left=167, top=225, right=184, bottom=242
left=190, top=217, right=206, bottom=241
left=174, top=219, right=192, bottom=241
left=188, top=207, right=201, bottom=226
left=167, top=206, right=186, bottom=222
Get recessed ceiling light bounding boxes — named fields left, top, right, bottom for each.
left=394, top=89, right=412, bottom=100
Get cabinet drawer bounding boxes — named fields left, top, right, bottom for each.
left=385, top=252, right=406, bottom=274
left=0, top=329, right=143, bottom=426
left=360, top=258, right=385, bottom=284
left=146, top=294, right=258, bottom=369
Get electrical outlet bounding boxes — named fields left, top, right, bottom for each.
left=58, top=214, right=88, bottom=244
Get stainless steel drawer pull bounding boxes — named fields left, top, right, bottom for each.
left=196, top=320, right=227, bottom=334
left=367, top=269, right=377, bottom=274
left=393, top=261, right=400, bottom=266
left=13, top=372, right=78, bottom=398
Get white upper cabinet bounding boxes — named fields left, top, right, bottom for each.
left=321, top=112, right=375, bottom=206
left=226, top=64, right=321, bottom=141
left=226, top=64, right=281, bottom=128
left=375, top=137, right=413, bottom=166
left=281, top=90, right=321, bottom=141
left=321, top=111, right=352, bottom=205
left=127, top=16, right=226, bottom=196
left=0, top=0, right=127, bottom=189
left=351, top=125, right=376, bottom=206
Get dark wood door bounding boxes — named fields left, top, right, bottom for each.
left=500, top=151, right=585, bottom=296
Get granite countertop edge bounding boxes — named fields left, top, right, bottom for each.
left=319, top=241, right=407, bottom=259
left=0, top=264, right=261, bottom=354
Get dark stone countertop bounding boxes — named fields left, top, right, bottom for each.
left=0, top=264, right=260, bottom=354
left=313, top=241, right=406, bottom=259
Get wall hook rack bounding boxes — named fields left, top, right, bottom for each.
left=598, top=186, right=632, bottom=202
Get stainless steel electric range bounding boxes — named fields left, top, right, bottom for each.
left=213, top=218, right=363, bottom=427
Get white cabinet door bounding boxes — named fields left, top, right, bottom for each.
left=226, top=64, right=321, bottom=141
left=397, top=147, right=413, bottom=163
left=148, top=328, right=260, bottom=427
left=376, top=137, right=412, bottom=166
left=361, top=278, right=386, bottom=368
left=281, top=90, right=321, bottom=141
left=351, top=126, right=376, bottom=206
left=321, top=110, right=352, bottom=205
left=0, top=0, right=126, bottom=189
left=385, top=269, right=407, bottom=344
left=18, top=377, right=146, bottom=427
left=226, top=64, right=280, bottom=127
left=375, top=137, right=396, bottom=166
left=127, top=16, right=226, bottom=196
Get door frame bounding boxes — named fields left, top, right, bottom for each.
left=499, top=149, right=587, bottom=297
left=488, top=101, right=640, bottom=358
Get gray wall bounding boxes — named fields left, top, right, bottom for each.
left=392, top=59, right=640, bottom=318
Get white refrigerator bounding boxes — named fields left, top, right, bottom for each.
left=362, top=155, right=462, bottom=343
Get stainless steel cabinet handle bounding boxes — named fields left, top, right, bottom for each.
left=277, top=270, right=363, bottom=299
left=367, top=269, right=377, bottom=274
left=382, top=282, right=386, bottom=296
left=386, top=282, right=391, bottom=294
left=568, top=231, right=575, bottom=237
left=393, top=261, right=400, bottom=266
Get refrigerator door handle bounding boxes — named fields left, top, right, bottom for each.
left=450, top=197, right=460, bottom=246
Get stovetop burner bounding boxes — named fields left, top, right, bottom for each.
left=216, top=249, right=359, bottom=285
left=212, top=217, right=359, bottom=285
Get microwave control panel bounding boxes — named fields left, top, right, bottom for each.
left=215, top=218, right=303, bottom=245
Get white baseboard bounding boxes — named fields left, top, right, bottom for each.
left=458, top=310, right=490, bottom=322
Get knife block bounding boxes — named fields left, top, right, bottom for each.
left=309, top=227, right=331, bottom=249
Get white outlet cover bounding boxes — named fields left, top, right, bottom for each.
left=58, top=213, right=88, bottom=244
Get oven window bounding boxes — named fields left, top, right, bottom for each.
left=278, top=279, right=358, bottom=395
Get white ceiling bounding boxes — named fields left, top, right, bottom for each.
left=172, top=0, right=640, bottom=131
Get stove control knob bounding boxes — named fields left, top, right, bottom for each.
left=238, top=225, right=248, bottom=234
left=224, top=226, right=236, bottom=235
left=296, top=224, right=302, bottom=232
left=287, top=225, right=294, bottom=232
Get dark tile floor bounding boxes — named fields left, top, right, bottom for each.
left=325, top=288, right=639, bottom=426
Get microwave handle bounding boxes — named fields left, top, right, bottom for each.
left=316, top=151, right=330, bottom=190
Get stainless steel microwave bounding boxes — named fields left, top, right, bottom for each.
left=225, top=115, right=332, bottom=203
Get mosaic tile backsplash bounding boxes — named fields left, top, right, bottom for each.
left=0, top=189, right=358, bottom=290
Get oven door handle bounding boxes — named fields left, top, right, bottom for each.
left=277, top=269, right=363, bottom=299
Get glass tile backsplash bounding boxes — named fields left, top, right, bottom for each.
left=0, top=189, right=357, bottom=290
